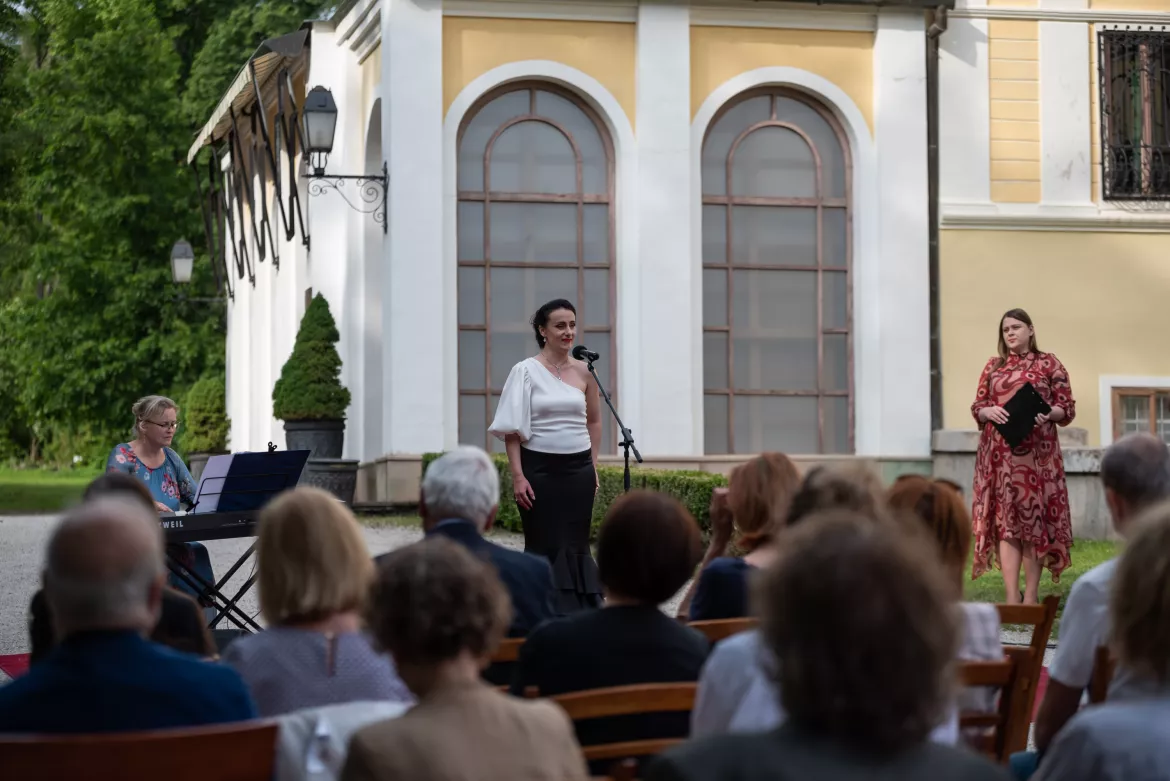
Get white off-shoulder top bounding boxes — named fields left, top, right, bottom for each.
left=488, top=357, right=591, bottom=454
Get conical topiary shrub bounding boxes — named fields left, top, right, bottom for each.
left=273, top=294, right=351, bottom=459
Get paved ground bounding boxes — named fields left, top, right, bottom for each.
left=0, top=514, right=1049, bottom=684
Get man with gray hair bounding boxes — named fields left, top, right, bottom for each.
left=1026, top=432, right=1170, bottom=769
left=0, top=498, right=256, bottom=733
left=389, top=445, right=556, bottom=640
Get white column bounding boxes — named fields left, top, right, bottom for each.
left=939, top=11, right=991, bottom=205
left=873, top=9, right=932, bottom=457
left=1039, top=17, right=1092, bottom=205
left=636, top=1, right=691, bottom=455
left=382, top=0, right=445, bottom=454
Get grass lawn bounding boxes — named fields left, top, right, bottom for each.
left=0, top=468, right=102, bottom=514
left=963, top=538, right=1119, bottom=638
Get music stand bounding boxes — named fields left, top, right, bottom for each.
left=192, top=449, right=310, bottom=513
left=166, top=450, right=310, bottom=632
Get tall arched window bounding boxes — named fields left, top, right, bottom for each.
left=701, top=89, right=853, bottom=455
left=456, top=83, right=617, bottom=453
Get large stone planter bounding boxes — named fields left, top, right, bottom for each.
left=284, top=419, right=344, bottom=459
left=187, top=451, right=228, bottom=481
left=299, top=458, right=360, bottom=505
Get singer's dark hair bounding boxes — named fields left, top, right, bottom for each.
left=532, top=299, right=576, bottom=348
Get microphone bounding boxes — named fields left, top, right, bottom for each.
left=572, top=345, right=600, bottom=363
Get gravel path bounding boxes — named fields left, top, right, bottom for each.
left=0, top=514, right=1049, bottom=684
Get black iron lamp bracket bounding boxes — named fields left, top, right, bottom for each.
left=306, top=161, right=388, bottom=236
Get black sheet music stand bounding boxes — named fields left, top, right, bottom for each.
left=166, top=450, right=309, bottom=633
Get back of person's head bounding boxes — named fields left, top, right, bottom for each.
left=727, top=452, right=801, bottom=551
left=1111, top=500, right=1170, bottom=687
left=785, top=462, right=886, bottom=527
left=757, top=510, right=957, bottom=756
left=420, top=445, right=500, bottom=531
left=886, top=476, right=972, bottom=595
left=1100, top=433, right=1170, bottom=524
left=153, top=589, right=216, bottom=657
left=43, top=497, right=166, bottom=638
left=83, top=472, right=155, bottom=513
left=257, top=487, right=373, bottom=626
left=366, top=536, right=511, bottom=672
left=597, top=490, right=703, bottom=606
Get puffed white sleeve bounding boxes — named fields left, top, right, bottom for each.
left=488, top=361, right=532, bottom=443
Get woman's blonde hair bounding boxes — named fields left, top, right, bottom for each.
left=728, top=452, right=801, bottom=551
left=785, top=462, right=887, bottom=528
left=1110, top=500, right=1170, bottom=686
left=131, top=395, right=179, bottom=438
left=257, top=487, right=373, bottom=625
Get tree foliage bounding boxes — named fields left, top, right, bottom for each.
left=272, top=294, right=351, bottom=421
left=0, top=0, right=322, bottom=465
left=183, top=372, right=229, bottom=453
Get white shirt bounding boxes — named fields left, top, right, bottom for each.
left=489, top=358, right=590, bottom=454
left=1048, top=558, right=1118, bottom=689
left=691, top=630, right=960, bottom=745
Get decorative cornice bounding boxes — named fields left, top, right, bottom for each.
left=942, top=203, right=1170, bottom=233
left=951, top=5, right=1170, bottom=25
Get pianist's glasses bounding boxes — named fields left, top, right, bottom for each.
left=147, top=420, right=180, bottom=432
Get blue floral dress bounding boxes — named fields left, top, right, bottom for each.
left=106, top=444, right=216, bottom=604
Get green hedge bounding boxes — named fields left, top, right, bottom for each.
left=420, top=452, right=727, bottom=538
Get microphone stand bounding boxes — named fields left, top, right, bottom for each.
left=583, top=358, right=642, bottom=492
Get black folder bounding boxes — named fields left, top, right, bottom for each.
left=993, top=382, right=1052, bottom=448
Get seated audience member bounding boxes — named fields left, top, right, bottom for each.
left=410, top=445, right=556, bottom=637
left=887, top=476, right=1003, bottom=721
left=28, top=472, right=215, bottom=665
left=383, top=445, right=555, bottom=685
left=1034, top=501, right=1170, bottom=781
left=222, top=487, right=412, bottom=717
left=691, top=464, right=914, bottom=738
left=1016, top=433, right=1170, bottom=778
left=649, top=512, right=1009, bottom=781
left=0, top=498, right=255, bottom=733
left=341, top=537, right=588, bottom=781
left=678, top=453, right=800, bottom=621
left=512, top=490, right=709, bottom=772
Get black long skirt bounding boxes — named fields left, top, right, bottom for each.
left=519, top=446, right=603, bottom=614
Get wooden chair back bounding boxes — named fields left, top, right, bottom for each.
left=687, top=617, right=759, bottom=644
left=550, top=683, right=697, bottom=768
left=994, top=594, right=1059, bottom=754
left=1088, top=644, right=1118, bottom=704
left=492, top=637, right=524, bottom=664
left=959, top=648, right=1031, bottom=764
left=0, top=721, right=278, bottom=781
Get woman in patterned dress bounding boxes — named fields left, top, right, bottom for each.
left=106, top=395, right=216, bottom=606
left=970, top=308, right=1075, bottom=605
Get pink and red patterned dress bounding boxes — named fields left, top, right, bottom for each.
left=970, top=352, right=1075, bottom=582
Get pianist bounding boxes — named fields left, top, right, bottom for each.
left=105, top=395, right=216, bottom=606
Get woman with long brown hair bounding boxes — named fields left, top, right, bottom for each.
left=970, top=308, right=1075, bottom=604
left=677, top=452, right=801, bottom=621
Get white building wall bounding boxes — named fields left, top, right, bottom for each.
left=223, top=0, right=943, bottom=467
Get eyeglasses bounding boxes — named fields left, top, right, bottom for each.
left=146, top=420, right=179, bottom=432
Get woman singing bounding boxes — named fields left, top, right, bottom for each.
left=106, top=395, right=217, bottom=606
left=970, top=308, right=1075, bottom=604
left=490, top=299, right=602, bottom=614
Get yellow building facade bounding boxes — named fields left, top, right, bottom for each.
left=191, top=0, right=1170, bottom=504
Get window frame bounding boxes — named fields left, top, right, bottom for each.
left=701, top=87, right=855, bottom=455
left=455, top=81, right=618, bottom=453
left=1111, top=387, right=1170, bottom=442
left=1097, top=27, right=1170, bottom=201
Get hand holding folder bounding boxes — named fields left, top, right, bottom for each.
left=989, top=382, right=1052, bottom=448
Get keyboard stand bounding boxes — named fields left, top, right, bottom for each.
left=166, top=546, right=262, bottom=633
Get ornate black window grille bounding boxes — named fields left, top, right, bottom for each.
left=1098, top=27, right=1170, bottom=201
